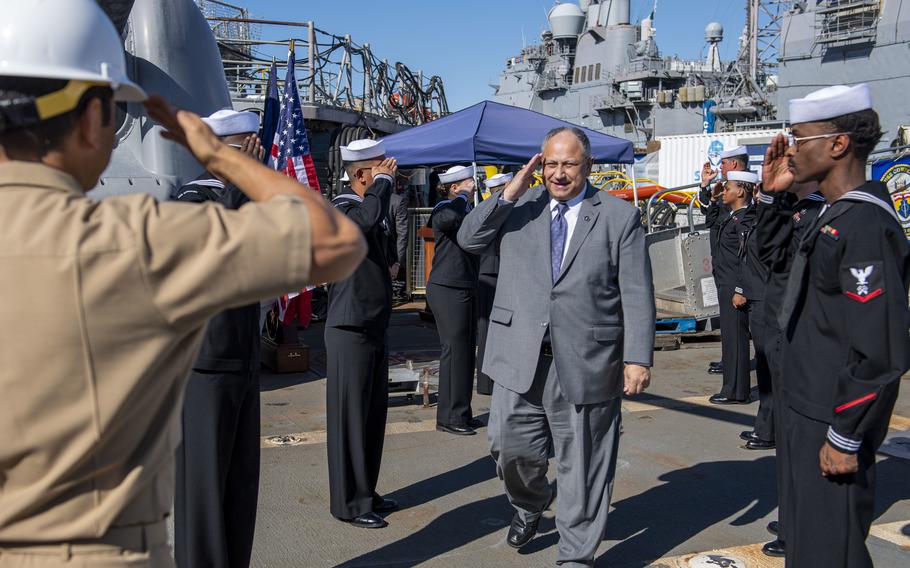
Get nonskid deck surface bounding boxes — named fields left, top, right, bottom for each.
left=226, top=309, right=908, bottom=567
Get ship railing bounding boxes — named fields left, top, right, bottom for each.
left=199, top=8, right=448, bottom=125
left=645, top=183, right=702, bottom=234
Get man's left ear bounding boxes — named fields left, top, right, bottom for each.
left=831, top=133, right=852, bottom=160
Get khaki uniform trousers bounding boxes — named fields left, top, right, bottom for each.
left=0, top=522, right=172, bottom=567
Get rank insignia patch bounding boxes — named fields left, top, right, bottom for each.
left=820, top=224, right=840, bottom=239
left=841, top=261, right=884, bottom=303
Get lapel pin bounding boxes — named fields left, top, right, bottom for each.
left=584, top=215, right=590, bottom=221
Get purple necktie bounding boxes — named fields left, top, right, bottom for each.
left=551, top=202, right=569, bottom=283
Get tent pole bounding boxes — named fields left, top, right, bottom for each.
left=628, top=162, right=639, bottom=211
left=472, top=161, right=479, bottom=206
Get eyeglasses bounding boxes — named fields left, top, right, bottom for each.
left=786, top=132, right=848, bottom=148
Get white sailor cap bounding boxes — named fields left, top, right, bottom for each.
left=725, top=170, right=760, bottom=184
left=439, top=165, right=475, bottom=184
left=201, top=109, right=260, bottom=136
left=719, top=145, right=748, bottom=160
left=484, top=172, right=513, bottom=189
left=789, top=84, right=872, bottom=125
left=340, top=139, right=385, bottom=162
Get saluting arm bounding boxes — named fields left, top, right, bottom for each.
left=342, top=173, right=394, bottom=232
left=457, top=153, right=541, bottom=253
left=145, top=96, right=366, bottom=285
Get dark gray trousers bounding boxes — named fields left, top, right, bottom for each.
left=325, top=325, right=389, bottom=519
left=748, top=299, right=774, bottom=441
left=718, top=285, right=751, bottom=401
left=427, top=282, right=476, bottom=426
left=175, top=371, right=260, bottom=568
left=488, top=354, right=621, bottom=567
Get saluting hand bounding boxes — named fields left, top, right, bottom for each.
left=623, top=364, right=651, bottom=396
left=502, top=153, right=542, bottom=202
left=819, top=441, right=859, bottom=476
left=144, top=95, right=223, bottom=167
left=762, top=133, right=795, bottom=194
left=700, top=162, right=716, bottom=188
left=373, top=157, right=398, bottom=178
left=241, top=133, right=265, bottom=161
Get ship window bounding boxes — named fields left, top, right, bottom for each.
left=574, top=67, right=580, bottom=84
left=595, top=64, right=601, bottom=81
left=588, top=65, right=594, bottom=81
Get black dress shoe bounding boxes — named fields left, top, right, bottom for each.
left=739, top=430, right=760, bottom=441
left=745, top=439, right=776, bottom=450
left=708, top=394, right=749, bottom=405
left=708, top=360, right=721, bottom=368
left=762, top=539, right=785, bottom=557
left=344, top=512, right=388, bottom=529
left=707, top=366, right=724, bottom=375
left=372, top=497, right=398, bottom=512
left=507, top=513, right=539, bottom=549
left=466, top=417, right=485, bottom=428
left=436, top=423, right=476, bottom=436
left=767, top=520, right=779, bottom=535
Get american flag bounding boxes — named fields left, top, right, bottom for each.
left=266, top=49, right=319, bottom=328
left=268, top=49, right=321, bottom=192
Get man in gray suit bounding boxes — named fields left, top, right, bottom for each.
left=457, top=127, right=655, bottom=566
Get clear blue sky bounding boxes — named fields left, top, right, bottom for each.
left=242, top=0, right=749, bottom=111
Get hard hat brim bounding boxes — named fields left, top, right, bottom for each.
left=114, top=79, right=147, bottom=102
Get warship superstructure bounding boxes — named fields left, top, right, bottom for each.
left=493, top=0, right=910, bottom=147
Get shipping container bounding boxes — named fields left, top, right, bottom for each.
left=656, top=129, right=783, bottom=189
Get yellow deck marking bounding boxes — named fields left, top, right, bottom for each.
left=651, top=519, right=910, bottom=566
left=889, top=414, right=910, bottom=431
left=869, top=520, right=910, bottom=549
left=649, top=543, right=783, bottom=567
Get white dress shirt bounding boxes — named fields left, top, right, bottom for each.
left=550, top=190, right=587, bottom=265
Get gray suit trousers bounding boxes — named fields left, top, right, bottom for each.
left=489, top=353, right=621, bottom=566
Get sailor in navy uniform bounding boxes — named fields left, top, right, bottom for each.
left=708, top=172, right=754, bottom=404
left=172, top=109, right=265, bottom=568
left=427, top=165, right=482, bottom=435
left=325, top=139, right=399, bottom=529
left=475, top=173, right=512, bottom=396
left=773, top=84, right=910, bottom=568
left=751, top=178, right=826, bottom=557
left=733, top=170, right=776, bottom=451
left=699, top=146, right=749, bottom=374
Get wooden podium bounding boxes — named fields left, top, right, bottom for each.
left=417, top=226, right=436, bottom=322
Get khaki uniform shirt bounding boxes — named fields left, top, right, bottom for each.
left=0, top=162, right=312, bottom=541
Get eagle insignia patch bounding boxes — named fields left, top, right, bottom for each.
left=841, top=261, right=884, bottom=303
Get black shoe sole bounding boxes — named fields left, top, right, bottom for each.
left=436, top=424, right=476, bottom=436
left=745, top=442, right=776, bottom=450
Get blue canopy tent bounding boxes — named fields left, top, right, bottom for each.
left=380, top=100, right=633, bottom=166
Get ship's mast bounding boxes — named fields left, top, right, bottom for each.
left=714, top=0, right=794, bottom=119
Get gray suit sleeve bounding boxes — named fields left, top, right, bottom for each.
left=617, top=209, right=656, bottom=366
left=456, top=192, right=515, bottom=254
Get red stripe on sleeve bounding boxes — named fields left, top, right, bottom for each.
left=835, top=392, right=878, bottom=413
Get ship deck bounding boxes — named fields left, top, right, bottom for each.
left=179, top=306, right=910, bottom=567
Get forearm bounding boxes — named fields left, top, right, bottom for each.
left=207, top=145, right=365, bottom=283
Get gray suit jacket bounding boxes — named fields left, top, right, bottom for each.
left=457, top=183, right=655, bottom=404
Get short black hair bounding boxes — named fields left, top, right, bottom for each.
left=828, top=108, right=882, bottom=162
left=0, top=77, right=113, bottom=159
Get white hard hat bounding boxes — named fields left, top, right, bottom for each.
left=0, top=0, right=146, bottom=120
